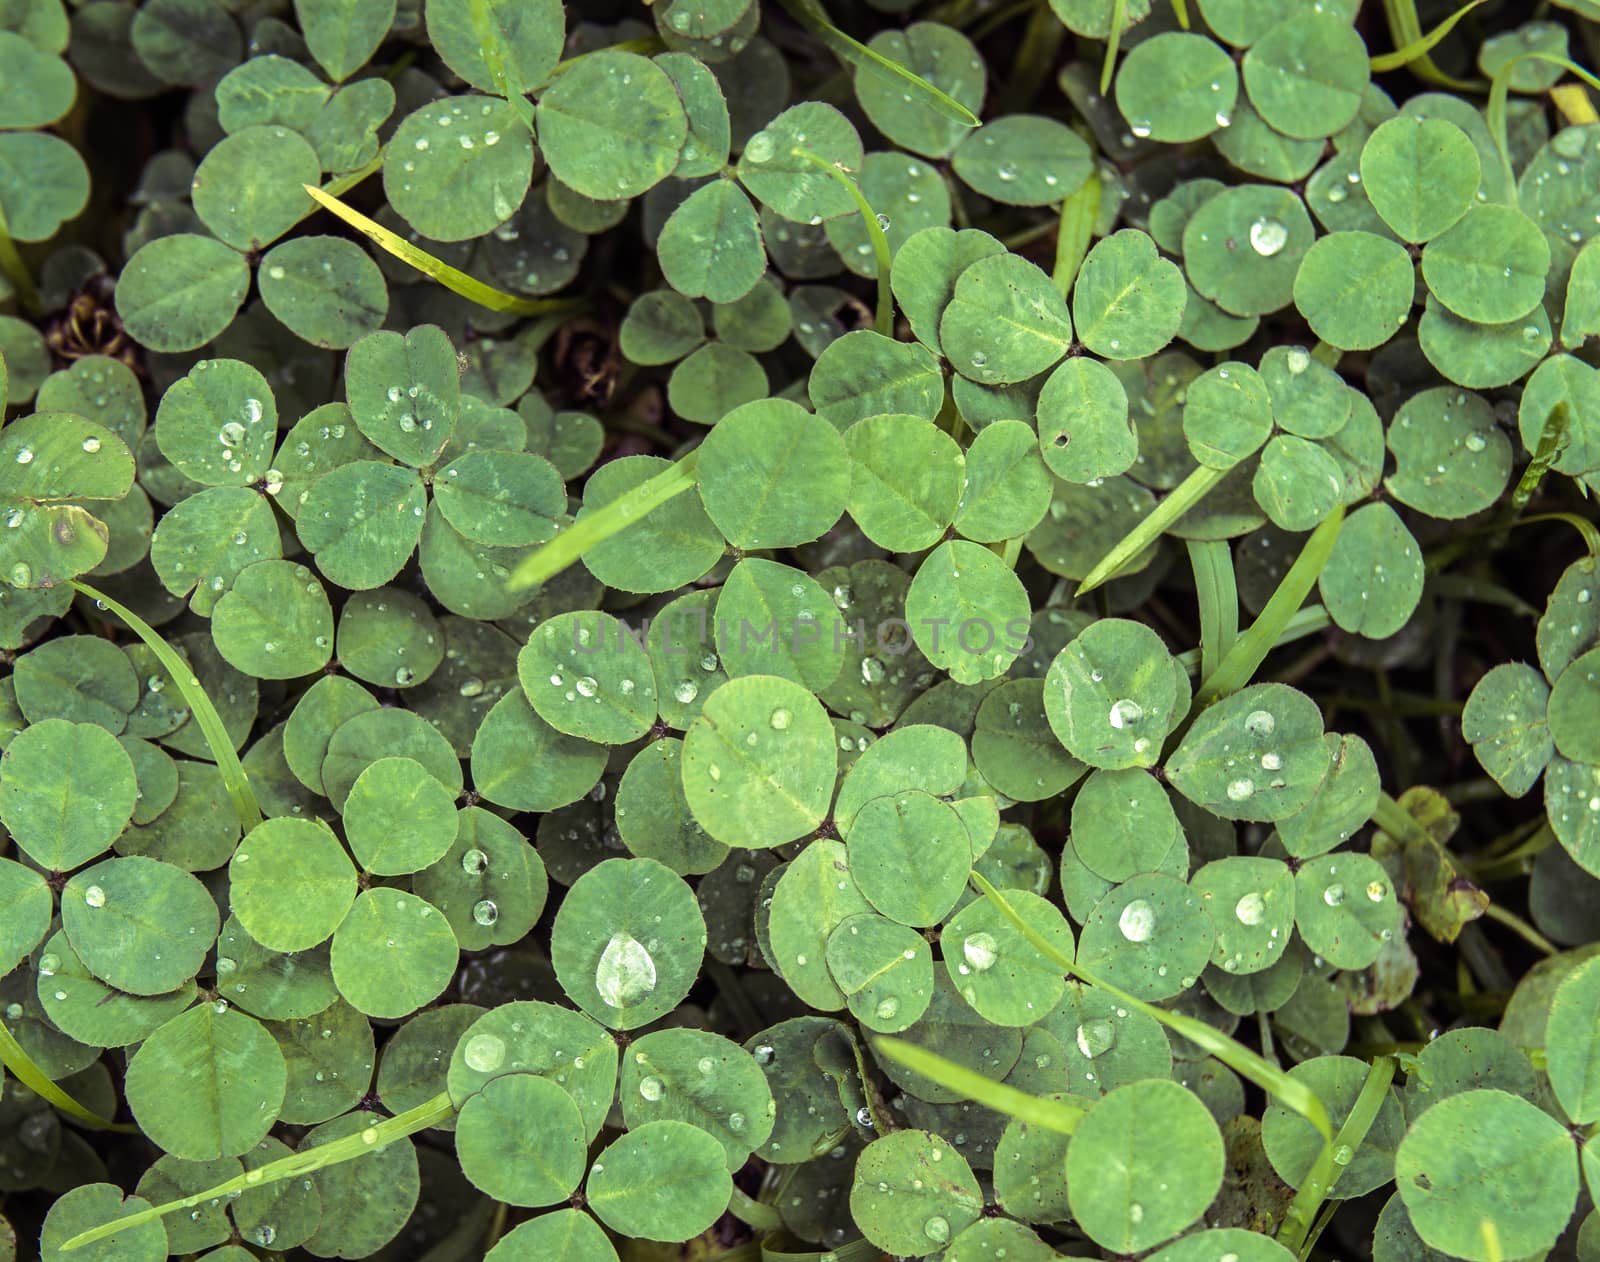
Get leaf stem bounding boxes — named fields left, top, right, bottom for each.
left=727, top=1186, right=783, bottom=1232
left=1188, top=539, right=1239, bottom=682
left=72, top=580, right=261, bottom=833
left=790, top=148, right=894, bottom=336
left=0, top=202, right=40, bottom=315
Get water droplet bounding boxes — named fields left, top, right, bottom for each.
left=1226, top=778, right=1255, bottom=801
left=1285, top=347, right=1311, bottom=375
left=81, top=435, right=102, bottom=453
left=745, top=130, right=774, bottom=163
left=463, top=1032, right=505, bottom=1072
left=1119, top=899, right=1155, bottom=942
left=596, top=931, right=657, bottom=1008
left=963, top=932, right=998, bottom=971
left=472, top=899, right=499, bottom=926
left=1235, top=891, right=1266, bottom=925
left=219, top=421, right=246, bottom=448
left=1129, top=120, right=1153, bottom=139
left=458, top=677, right=485, bottom=698
left=9, top=562, right=32, bottom=586
left=1332, top=1143, right=1354, bottom=1166
left=1323, top=883, right=1346, bottom=907
left=1108, top=698, right=1144, bottom=729
left=38, top=953, right=59, bottom=977
left=1366, top=880, right=1387, bottom=902
left=924, top=1215, right=950, bottom=1243
left=638, top=1075, right=664, bottom=1101
left=575, top=675, right=598, bottom=698
left=1249, top=217, right=1288, bottom=256
left=216, top=956, right=237, bottom=974
left=1464, top=433, right=1487, bottom=453
left=1245, top=709, right=1276, bottom=737
left=1075, top=1018, right=1116, bottom=1058
left=84, top=885, right=106, bottom=908
left=874, top=995, right=900, bottom=1021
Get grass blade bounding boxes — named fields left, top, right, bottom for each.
left=466, top=0, right=535, bottom=129
left=0, top=201, right=39, bottom=315
left=1197, top=505, right=1344, bottom=706
left=1188, top=539, right=1239, bottom=682
left=968, top=872, right=1335, bottom=1246
left=1052, top=169, right=1101, bottom=299
left=777, top=0, right=980, bottom=127
left=1488, top=54, right=1600, bottom=203
left=1170, top=0, right=1191, bottom=29
left=303, top=185, right=581, bottom=318
left=1370, top=0, right=1486, bottom=72
left=0, top=1018, right=135, bottom=1132
left=1076, top=464, right=1227, bottom=596
left=872, top=1037, right=1088, bottom=1135
left=506, top=452, right=702, bottom=592
left=1099, top=0, right=1129, bottom=93
left=1281, top=1055, right=1395, bottom=1255
left=61, top=1092, right=457, bottom=1251
left=1377, top=0, right=1480, bottom=88
left=1176, top=603, right=1331, bottom=677
left=72, top=580, right=262, bottom=833
left=790, top=148, right=894, bottom=336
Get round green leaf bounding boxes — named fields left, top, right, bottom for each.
left=1242, top=13, right=1368, bottom=140
left=1253, top=434, right=1344, bottom=532
left=1183, top=185, right=1314, bottom=317
left=950, top=114, right=1091, bottom=207
left=1076, top=873, right=1216, bottom=1001
left=1395, top=1090, right=1578, bottom=1262
left=191, top=125, right=318, bottom=252
left=695, top=398, right=848, bottom=548
left=1183, top=362, right=1272, bottom=469
left=658, top=179, right=764, bottom=304
left=1361, top=116, right=1480, bottom=242
left=891, top=226, right=1006, bottom=355
left=850, top=1129, right=983, bottom=1256
left=537, top=52, right=686, bottom=200
left=1072, top=229, right=1186, bottom=360
left=210, top=559, right=333, bottom=679
left=344, top=756, right=459, bottom=875
left=1168, top=682, right=1329, bottom=821
left=714, top=558, right=845, bottom=690
left=682, top=675, right=835, bottom=848
left=1318, top=502, right=1424, bottom=639
left=457, top=1073, right=587, bottom=1207
left=1114, top=31, right=1239, bottom=144
left=1066, top=1079, right=1225, bottom=1253
left=619, top=1027, right=776, bottom=1165
left=154, top=358, right=277, bottom=487
left=427, top=0, right=563, bottom=96
left=552, top=857, right=705, bottom=1029
left=738, top=101, right=863, bottom=223
left=1038, top=357, right=1135, bottom=483
left=329, top=888, right=458, bottom=1017
left=1293, top=230, right=1414, bottom=351
left=1421, top=204, right=1551, bottom=325
left=40, top=1186, right=165, bottom=1262
left=1385, top=386, right=1512, bottom=520
left=258, top=236, right=388, bottom=349
left=667, top=342, right=767, bottom=425
left=0, top=719, right=136, bottom=870
left=1293, top=851, right=1398, bottom=970
left=298, top=461, right=426, bottom=589
left=905, top=540, right=1030, bottom=684
left=1547, top=955, right=1600, bottom=1123
left=0, top=131, right=89, bottom=243
left=1044, top=618, right=1184, bottom=770
left=126, top=1005, right=286, bottom=1159
left=517, top=609, right=658, bottom=743
left=587, top=1121, right=731, bottom=1243
left=1550, top=648, right=1600, bottom=765
left=580, top=454, right=724, bottom=593
left=1192, top=855, right=1295, bottom=975
left=485, top=1211, right=617, bottom=1262
left=385, top=96, right=534, bottom=241
left=845, top=413, right=963, bottom=551
left=61, top=855, right=218, bottom=994
left=230, top=816, right=357, bottom=952
left=1071, top=767, right=1184, bottom=882
left=941, top=891, right=1072, bottom=1026
left=846, top=789, right=971, bottom=927
left=856, top=23, right=985, bottom=160
left=810, top=330, right=944, bottom=430
left=826, top=912, right=935, bottom=1033
left=345, top=324, right=460, bottom=468
left=470, top=691, right=606, bottom=813
left=941, top=252, right=1072, bottom=385
left=0, top=857, right=50, bottom=973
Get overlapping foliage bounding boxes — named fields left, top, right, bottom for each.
left=2, top=0, right=1600, bottom=1259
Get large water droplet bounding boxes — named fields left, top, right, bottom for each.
left=744, top=131, right=775, bottom=163
left=1235, top=891, right=1266, bottom=925
left=1075, top=1018, right=1116, bottom=1059
left=461, top=847, right=489, bottom=875
left=1323, top=883, right=1346, bottom=907
left=84, top=885, right=106, bottom=909
left=1249, top=217, right=1288, bottom=256
left=472, top=899, right=499, bottom=926
left=596, top=931, right=657, bottom=1008
left=1226, top=778, right=1255, bottom=801
left=638, top=1075, right=664, bottom=1101
left=1108, top=698, right=1144, bottom=729
left=923, top=1215, right=950, bottom=1244
left=962, top=932, right=998, bottom=971
left=1245, top=709, right=1276, bottom=737
left=463, top=1032, right=505, bottom=1072
left=1119, top=899, right=1155, bottom=942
